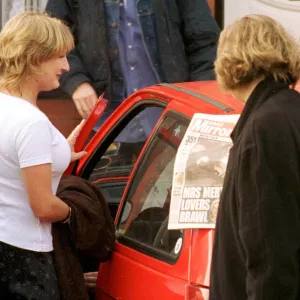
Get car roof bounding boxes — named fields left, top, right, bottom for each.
left=140, top=80, right=244, bottom=114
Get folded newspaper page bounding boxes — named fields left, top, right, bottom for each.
left=168, top=113, right=240, bottom=229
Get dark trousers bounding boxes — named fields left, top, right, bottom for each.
left=0, top=241, right=60, bottom=300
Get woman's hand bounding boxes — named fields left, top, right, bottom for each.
left=84, top=272, right=98, bottom=289
left=67, top=120, right=87, bottom=162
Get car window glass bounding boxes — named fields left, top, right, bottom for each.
left=89, top=107, right=164, bottom=183
left=117, top=114, right=188, bottom=262
left=85, top=105, right=164, bottom=220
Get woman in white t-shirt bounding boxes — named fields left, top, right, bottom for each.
left=0, top=12, right=86, bottom=299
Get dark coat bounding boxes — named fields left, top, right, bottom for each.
left=209, top=78, right=300, bottom=300
left=45, top=0, right=219, bottom=100
left=52, top=175, right=115, bottom=300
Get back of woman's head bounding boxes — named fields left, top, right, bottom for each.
left=0, top=11, right=74, bottom=92
left=215, top=14, right=300, bottom=91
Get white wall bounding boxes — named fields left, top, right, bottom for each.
left=224, top=0, right=300, bottom=40
left=224, top=0, right=251, bottom=27
left=9, top=0, right=24, bottom=19
left=1, top=0, right=48, bottom=27
left=1, top=0, right=13, bottom=27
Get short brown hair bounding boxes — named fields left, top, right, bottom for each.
left=215, top=14, right=300, bottom=91
left=0, top=11, right=74, bottom=92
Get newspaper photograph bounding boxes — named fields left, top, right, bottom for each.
left=168, top=113, right=240, bottom=229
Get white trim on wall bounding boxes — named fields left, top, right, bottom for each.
left=257, top=0, right=300, bottom=12
left=224, top=0, right=300, bottom=40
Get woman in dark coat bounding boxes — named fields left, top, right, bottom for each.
left=209, top=15, right=300, bottom=300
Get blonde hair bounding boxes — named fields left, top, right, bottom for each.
left=215, top=14, right=300, bottom=91
left=0, top=11, right=74, bottom=92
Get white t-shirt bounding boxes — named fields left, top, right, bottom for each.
left=0, top=93, right=71, bottom=252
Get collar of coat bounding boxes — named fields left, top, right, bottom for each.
left=231, top=77, right=290, bottom=143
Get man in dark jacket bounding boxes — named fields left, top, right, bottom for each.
left=45, top=0, right=219, bottom=129
left=210, top=15, right=300, bottom=299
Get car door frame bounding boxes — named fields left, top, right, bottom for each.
left=74, top=93, right=170, bottom=225
left=75, top=98, right=169, bottom=178
left=95, top=104, right=197, bottom=300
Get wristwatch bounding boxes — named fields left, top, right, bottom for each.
left=61, top=206, right=72, bottom=225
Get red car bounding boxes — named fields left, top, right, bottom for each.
left=67, top=81, right=243, bottom=300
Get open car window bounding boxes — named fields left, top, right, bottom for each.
left=80, top=104, right=165, bottom=220
left=116, top=112, right=189, bottom=263
left=88, top=107, right=164, bottom=182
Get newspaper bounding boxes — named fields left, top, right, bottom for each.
left=168, top=113, right=240, bottom=230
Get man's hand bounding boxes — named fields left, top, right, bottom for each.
left=84, top=272, right=98, bottom=289
left=72, top=82, right=98, bottom=118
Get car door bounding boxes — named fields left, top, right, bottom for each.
left=64, top=94, right=108, bottom=175
left=94, top=108, right=193, bottom=300
left=75, top=97, right=167, bottom=220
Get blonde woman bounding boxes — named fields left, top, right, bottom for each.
left=0, top=12, right=86, bottom=299
left=210, top=15, right=300, bottom=299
